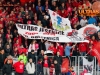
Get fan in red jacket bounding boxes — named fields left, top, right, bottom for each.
left=88, top=35, right=97, bottom=56
left=13, top=39, right=20, bottom=50
left=56, top=43, right=64, bottom=56
left=48, top=43, right=57, bottom=55
left=60, top=9, right=68, bottom=18
left=78, top=42, right=88, bottom=56
left=72, top=0, right=80, bottom=8
left=14, top=35, right=22, bottom=46
left=13, top=59, right=25, bottom=75
left=54, top=6, right=61, bottom=15
left=18, top=45, right=28, bottom=55
left=71, top=14, right=79, bottom=28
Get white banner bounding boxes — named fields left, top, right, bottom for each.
left=16, top=24, right=89, bottom=43
left=78, top=24, right=99, bottom=38
left=83, top=57, right=94, bottom=75
left=48, top=9, right=72, bottom=32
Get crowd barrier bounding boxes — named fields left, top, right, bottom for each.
left=0, top=56, right=100, bottom=75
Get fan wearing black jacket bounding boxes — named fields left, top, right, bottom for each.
left=3, top=60, right=13, bottom=75
left=54, top=60, right=61, bottom=75
left=54, top=52, right=62, bottom=65
left=28, top=50, right=36, bottom=63
left=0, top=49, right=6, bottom=69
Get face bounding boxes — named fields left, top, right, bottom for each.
left=61, top=3, right=65, bottom=7
left=7, top=60, right=10, bottom=64
left=32, top=51, right=34, bottom=54
left=44, top=55, right=47, bottom=59
left=92, top=36, right=95, bottom=40
left=33, top=40, right=36, bottom=44
left=51, top=43, right=54, bottom=47
left=29, top=7, right=31, bottom=10
left=16, top=40, right=19, bottom=43
left=54, top=60, right=57, bottom=64
left=29, top=59, right=33, bottom=63
left=56, top=7, right=58, bottom=10
left=67, top=43, right=70, bottom=46
left=41, top=50, right=44, bottom=54
left=83, top=16, right=86, bottom=19
left=98, top=23, right=100, bottom=26
left=45, top=1, right=48, bottom=5
left=57, top=52, right=60, bottom=56
left=0, top=29, right=3, bottom=33
left=7, top=45, right=10, bottom=49
left=14, top=48, right=17, bottom=51
left=38, top=2, right=41, bottom=6
left=1, top=50, right=4, bottom=54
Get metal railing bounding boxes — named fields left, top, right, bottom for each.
left=78, top=56, right=97, bottom=75
left=0, top=56, right=99, bottom=75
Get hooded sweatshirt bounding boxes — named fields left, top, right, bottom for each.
left=13, top=61, right=24, bottom=73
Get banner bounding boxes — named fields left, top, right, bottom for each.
left=78, top=25, right=99, bottom=39
left=61, top=58, right=69, bottom=73
left=16, top=24, right=89, bottom=42
left=83, top=57, right=94, bottom=75
left=48, top=9, right=72, bottom=32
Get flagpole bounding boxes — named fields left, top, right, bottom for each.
left=85, top=49, right=92, bottom=56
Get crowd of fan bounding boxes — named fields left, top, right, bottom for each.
left=0, top=0, right=100, bottom=75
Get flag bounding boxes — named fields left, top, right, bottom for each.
left=77, top=24, right=99, bottom=39
left=83, top=57, right=94, bottom=75
left=92, top=42, right=100, bottom=65
left=61, top=58, right=69, bottom=73
left=48, top=9, right=72, bottom=32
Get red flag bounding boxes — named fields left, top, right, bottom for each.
left=61, top=58, right=69, bottom=73
left=92, top=48, right=100, bottom=65
left=92, top=42, right=100, bottom=65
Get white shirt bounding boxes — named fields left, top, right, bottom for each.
left=28, top=44, right=35, bottom=52
left=80, top=19, right=87, bottom=27
left=26, top=63, right=35, bottom=74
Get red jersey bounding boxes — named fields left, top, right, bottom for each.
left=56, top=45, right=64, bottom=56
left=14, top=36, right=22, bottom=46
left=13, top=61, right=24, bottom=73
left=60, top=10, right=68, bottom=18
left=78, top=43, right=88, bottom=52
left=13, top=43, right=20, bottom=50
left=48, top=46, right=57, bottom=55
left=18, top=48, right=28, bottom=55
left=71, top=17, right=78, bottom=27
left=72, top=1, right=80, bottom=8
left=43, top=58, right=48, bottom=67
left=55, top=10, right=61, bottom=15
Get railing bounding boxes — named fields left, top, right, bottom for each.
left=0, top=56, right=99, bottom=75
left=77, top=56, right=97, bottom=75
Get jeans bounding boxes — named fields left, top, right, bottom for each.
left=81, top=52, right=86, bottom=56
left=43, top=67, right=49, bottom=75
left=80, top=52, right=86, bottom=66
